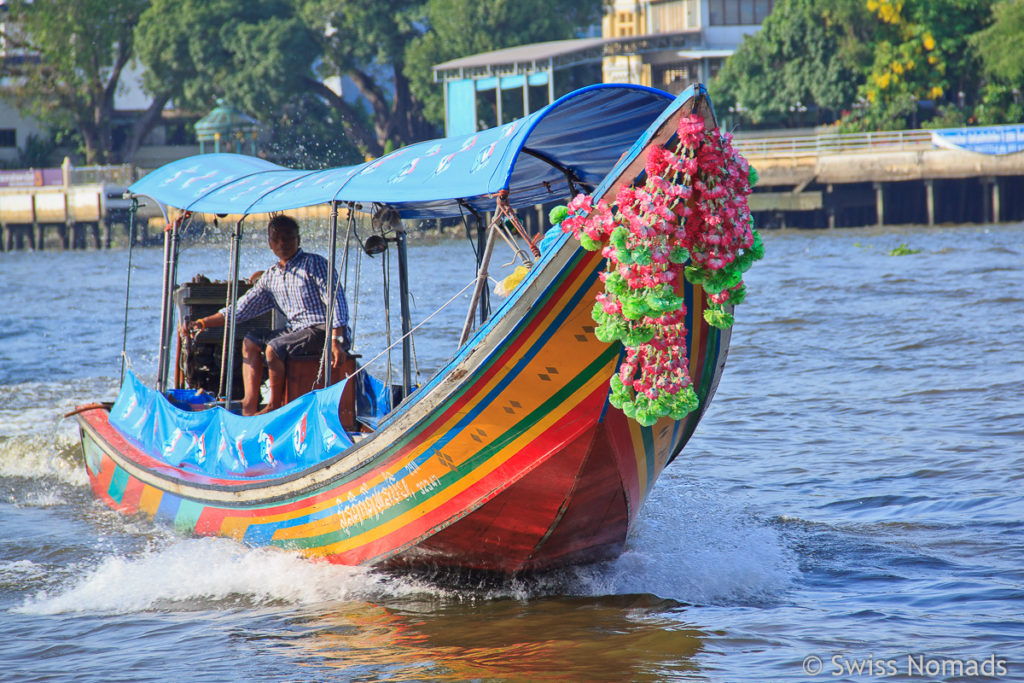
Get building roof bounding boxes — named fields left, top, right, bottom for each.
left=432, top=31, right=703, bottom=81
left=433, top=38, right=608, bottom=72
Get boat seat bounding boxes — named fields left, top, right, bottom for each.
left=284, top=352, right=359, bottom=431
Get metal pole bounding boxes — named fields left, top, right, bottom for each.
left=161, top=216, right=182, bottom=391
left=156, top=218, right=174, bottom=393
left=323, top=201, right=339, bottom=387
left=221, top=217, right=245, bottom=406
left=475, top=212, right=489, bottom=326
left=459, top=224, right=497, bottom=347
left=394, top=216, right=413, bottom=397
left=119, top=197, right=138, bottom=386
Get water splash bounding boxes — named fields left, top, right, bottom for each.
left=0, top=435, right=88, bottom=487
left=568, top=479, right=795, bottom=605
left=18, top=537, right=444, bottom=615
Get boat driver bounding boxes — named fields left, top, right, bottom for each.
left=185, top=214, right=351, bottom=415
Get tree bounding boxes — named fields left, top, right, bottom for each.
left=850, top=0, right=994, bottom=130
left=297, top=0, right=432, bottom=156
left=971, top=0, right=1024, bottom=123
left=0, top=0, right=149, bottom=164
left=710, top=0, right=875, bottom=128
left=134, top=0, right=361, bottom=167
left=406, top=0, right=601, bottom=127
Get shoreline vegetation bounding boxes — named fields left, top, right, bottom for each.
left=2, top=1, right=1022, bottom=170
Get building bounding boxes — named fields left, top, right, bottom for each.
left=602, top=0, right=775, bottom=92
left=433, top=0, right=775, bottom=135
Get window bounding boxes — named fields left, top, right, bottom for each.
left=0, top=129, right=16, bottom=148
left=708, top=0, right=774, bottom=25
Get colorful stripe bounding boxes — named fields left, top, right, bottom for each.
left=77, top=90, right=735, bottom=572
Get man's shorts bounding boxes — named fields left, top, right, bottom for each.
left=245, top=325, right=326, bottom=362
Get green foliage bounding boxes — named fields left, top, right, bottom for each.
left=887, top=243, right=920, bottom=255
left=17, top=133, right=58, bottom=167
left=971, top=0, right=1024, bottom=123
left=714, top=0, right=1015, bottom=130
left=137, top=0, right=317, bottom=115
left=973, top=83, right=1024, bottom=125
left=0, top=0, right=149, bottom=163
left=972, top=0, right=1024, bottom=85
left=711, top=0, right=874, bottom=128
left=851, top=0, right=994, bottom=130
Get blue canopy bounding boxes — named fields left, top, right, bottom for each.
left=129, top=84, right=673, bottom=219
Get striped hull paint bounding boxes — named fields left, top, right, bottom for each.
left=76, top=87, right=732, bottom=573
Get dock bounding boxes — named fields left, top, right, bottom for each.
left=3, top=124, right=1023, bottom=250
left=735, top=125, right=1024, bottom=228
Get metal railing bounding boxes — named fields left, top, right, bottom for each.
left=69, top=164, right=139, bottom=186
left=733, top=129, right=934, bottom=158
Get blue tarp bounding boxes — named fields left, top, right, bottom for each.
left=128, top=84, right=673, bottom=219
left=931, top=125, right=1024, bottom=155
left=110, top=370, right=364, bottom=479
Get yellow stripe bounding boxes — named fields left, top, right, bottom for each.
left=306, top=362, right=616, bottom=557
left=139, top=485, right=163, bottom=516
left=267, top=259, right=605, bottom=540
left=628, top=418, right=648, bottom=496
left=214, top=258, right=605, bottom=543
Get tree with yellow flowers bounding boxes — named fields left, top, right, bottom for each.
left=844, top=0, right=994, bottom=130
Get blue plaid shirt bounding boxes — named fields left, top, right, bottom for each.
left=221, top=249, right=349, bottom=337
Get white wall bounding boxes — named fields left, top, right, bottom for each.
left=0, top=96, right=44, bottom=164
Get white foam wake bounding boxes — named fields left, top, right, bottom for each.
left=569, top=479, right=796, bottom=605
left=19, top=537, right=440, bottom=615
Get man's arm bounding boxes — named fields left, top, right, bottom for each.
left=186, top=311, right=225, bottom=334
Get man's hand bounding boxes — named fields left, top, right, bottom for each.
left=330, top=337, right=347, bottom=373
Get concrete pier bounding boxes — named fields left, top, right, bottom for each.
left=739, top=140, right=1024, bottom=229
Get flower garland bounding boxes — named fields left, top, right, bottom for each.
left=554, top=113, right=764, bottom=426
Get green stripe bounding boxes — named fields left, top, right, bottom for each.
left=174, top=499, right=205, bottom=533
left=108, top=466, right=130, bottom=504
left=239, top=249, right=593, bottom=514
left=640, top=425, right=656, bottom=494
left=273, top=343, right=620, bottom=551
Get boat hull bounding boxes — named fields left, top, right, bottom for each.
left=76, top=86, right=732, bottom=573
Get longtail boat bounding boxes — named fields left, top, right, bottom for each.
left=75, top=83, right=762, bottom=573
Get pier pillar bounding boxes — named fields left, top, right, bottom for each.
left=874, top=182, right=885, bottom=227
left=989, top=176, right=1001, bottom=223
left=981, top=178, right=992, bottom=223
left=34, top=223, right=44, bottom=250
left=924, top=179, right=935, bottom=226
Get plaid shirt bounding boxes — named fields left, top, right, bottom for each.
left=221, top=249, right=349, bottom=336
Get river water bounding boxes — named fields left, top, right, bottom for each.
left=1, top=223, right=1022, bottom=682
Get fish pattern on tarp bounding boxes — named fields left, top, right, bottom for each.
left=108, top=371, right=355, bottom=478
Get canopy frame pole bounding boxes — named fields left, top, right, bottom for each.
left=459, top=221, right=497, bottom=348
left=119, top=196, right=139, bottom=386
left=163, top=213, right=185, bottom=392
left=385, top=210, right=414, bottom=399
left=322, top=200, right=340, bottom=388
left=156, top=212, right=184, bottom=393
left=220, top=216, right=246, bottom=407
left=472, top=207, right=490, bottom=325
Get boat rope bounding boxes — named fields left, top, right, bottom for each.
left=347, top=277, right=477, bottom=382
left=496, top=191, right=540, bottom=259
left=489, top=192, right=538, bottom=267
left=119, top=196, right=139, bottom=386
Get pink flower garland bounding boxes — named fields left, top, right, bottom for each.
left=559, top=113, right=764, bottom=426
